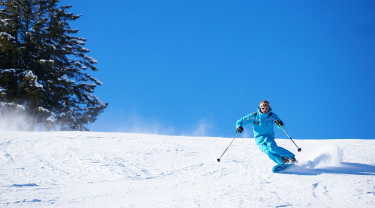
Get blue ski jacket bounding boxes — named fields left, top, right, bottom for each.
left=236, top=107, right=284, bottom=145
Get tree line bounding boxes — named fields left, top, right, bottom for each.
left=0, top=0, right=107, bottom=130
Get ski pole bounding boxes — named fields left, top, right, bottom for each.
left=217, top=132, right=239, bottom=162
left=279, top=126, right=302, bottom=152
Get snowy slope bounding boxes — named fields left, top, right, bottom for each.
left=0, top=131, right=374, bottom=207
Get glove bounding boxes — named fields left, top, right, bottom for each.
left=275, top=119, right=284, bottom=127
left=237, top=126, right=243, bottom=133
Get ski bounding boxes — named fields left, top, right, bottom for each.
left=272, top=164, right=293, bottom=173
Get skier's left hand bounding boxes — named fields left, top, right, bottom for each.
left=275, top=119, right=284, bottom=127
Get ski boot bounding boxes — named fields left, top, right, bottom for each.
left=282, top=156, right=298, bottom=164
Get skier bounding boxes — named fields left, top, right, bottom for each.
left=236, top=100, right=297, bottom=165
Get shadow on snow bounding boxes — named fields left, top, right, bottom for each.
left=278, top=162, right=375, bottom=176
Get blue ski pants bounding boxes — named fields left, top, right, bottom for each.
left=258, top=139, right=295, bottom=165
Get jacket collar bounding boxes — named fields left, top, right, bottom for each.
left=257, top=107, right=273, bottom=118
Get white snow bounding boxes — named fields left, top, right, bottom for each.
left=0, top=131, right=374, bottom=207
left=0, top=32, right=15, bottom=40
left=22, top=71, right=43, bottom=88
left=58, top=75, right=75, bottom=83
left=84, top=55, right=98, bottom=64
left=39, top=59, right=55, bottom=63
left=0, top=102, right=25, bottom=110
left=0, top=69, right=17, bottom=73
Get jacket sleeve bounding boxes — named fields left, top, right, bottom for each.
left=236, top=113, right=255, bottom=128
left=272, top=113, right=285, bottom=129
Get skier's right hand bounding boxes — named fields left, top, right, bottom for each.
left=237, top=126, right=243, bottom=133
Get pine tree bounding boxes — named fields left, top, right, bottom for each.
left=0, top=0, right=107, bottom=131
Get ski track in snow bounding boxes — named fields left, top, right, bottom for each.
left=0, top=131, right=375, bottom=207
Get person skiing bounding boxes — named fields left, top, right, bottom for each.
left=236, top=100, right=297, bottom=165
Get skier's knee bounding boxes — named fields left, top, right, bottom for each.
left=267, top=146, right=277, bottom=152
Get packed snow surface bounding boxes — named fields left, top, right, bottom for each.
left=0, top=131, right=374, bottom=207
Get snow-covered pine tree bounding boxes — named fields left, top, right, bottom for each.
left=0, top=0, right=107, bottom=131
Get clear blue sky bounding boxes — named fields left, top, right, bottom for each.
left=64, top=0, right=375, bottom=139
